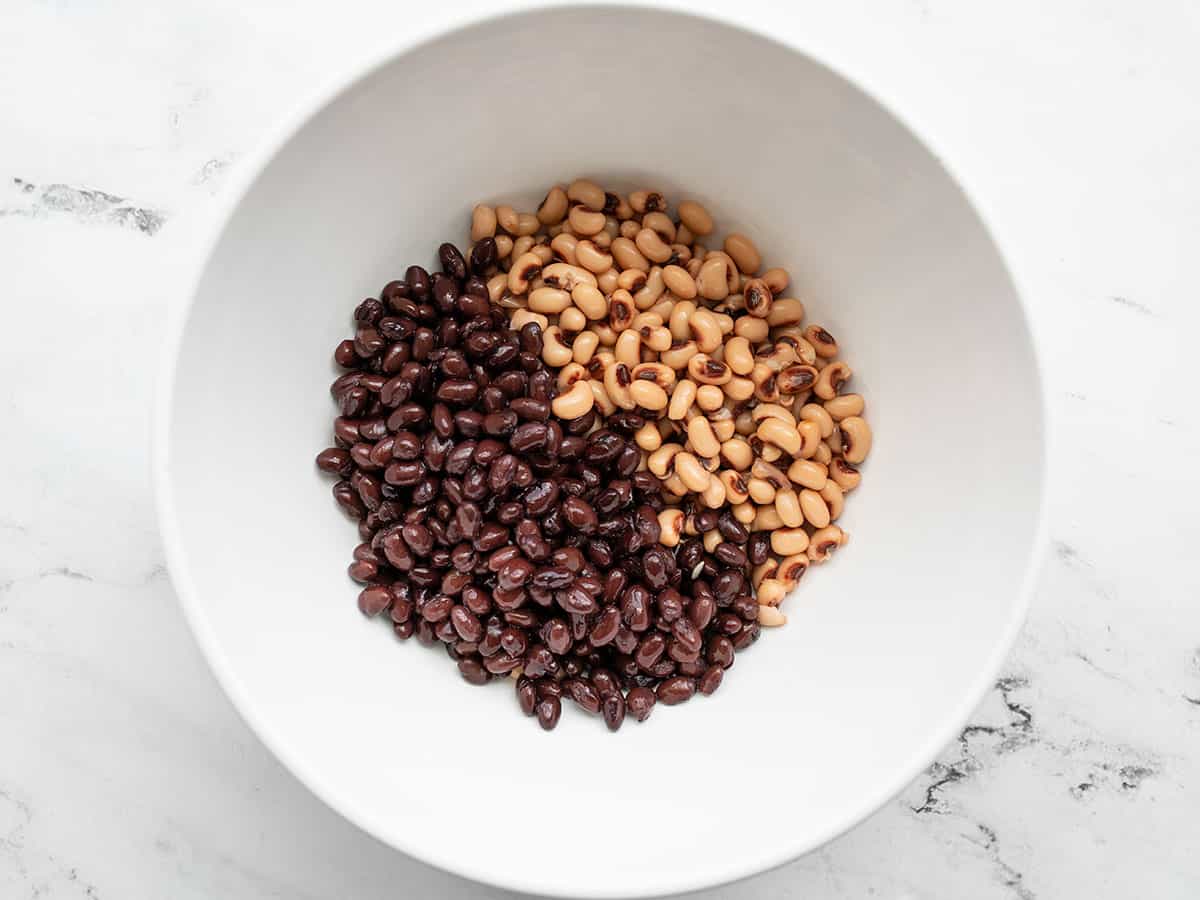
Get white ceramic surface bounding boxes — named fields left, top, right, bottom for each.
left=155, top=6, right=1044, bottom=897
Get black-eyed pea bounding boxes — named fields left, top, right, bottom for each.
left=696, top=256, right=731, bottom=301
left=568, top=204, right=606, bottom=236
left=641, top=326, right=672, bottom=353
left=733, top=501, right=756, bottom=525
left=752, top=562, right=780, bottom=592
left=766, top=298, right=806, bottom=326
left=798, top=489, right=831, bottom=528
left=720, top=437, right=753, bottom=471
left=572, top=330, right=600, bottom=365
left=751, top=458, right=790, bottom=491
left=662, top=473, right=689, bottom=498
left=611, top=236, right=649, bottom=272
left=774, top=489, right=803, bottom=527
left=776, top=333, right=818, bottom=366
left=707, top=250, right=742, bottom=293
left=804, top=324, right=839, bottom=358
left=575, top=240, right=613, bottom=274
left=486, top=273, right=509, bottom=303
left=673, top=452, right=711, bottom=493
left=718, top=469, right=750, bottom=504
left=648, top=297, right=676, bottom=323
left=753, top=505, right=784, bottom=532
left=747, top=478, right=776, bottom=504
left=687, top=416, right=721, bottom=458
left=839, top=416, right=872, bottom=464
left=723, top=376, right=755, bottom=403
left=759, top=442, right=783, bottom=463
left=713, top=312, right=735, bottom=335
left=687, top=353, right=732, bottom=386
left=531, top=244, right=554, bottom=265
left=812, top=441, right=833, bottom=466
left=629, top=190, right=665, bottom=215
left=695, top=384, right=724, bottom=412
left=555, top=362, right=589, bottom=393
left=770, top=527, right=809, bottom=556
left=542, top=262, right=597, bottom=291
left=700, top=476, right=727, bottom=509
left=757, top=605, right=787, bottom=627
left=612, top=193, right=634, bottom=220
left=756, top=417, right=804, bottom=456
left=799, top=403, right=835, bottom=438
left=751, top=403, right=796, bottom=426
left=682, top=513, right=700, bottom=537
left=547, top=222, right=564, bottom=238
left=787, top=419, right=819, bottom=459
left=550, top=233, right=578, bottom=265
left=751, top=363, right=780, bottom=403
left=597, top=267, right=619, bottom=294
left=528, top=286, right=572, bottom=314
left=787, top=458, right=827, bottom=491
left=628, top=362, right=676, bottom=391
left=789, top=391, right=813, bottom=416
left=677, top=200, right=713, bottom=236
left=494, top=234, right=514, bottom=260
left=619, top=219, right=640, bottom=239
left=829, top=457, right=861, bottom=492
left=633, top=267, right=666, bottom=310
left=509, top=308, right=550, bottom=332
left=814, top=361, right=852, bottom=400
left=688, top=308, right=723, bottom=352
left=777, top=554, right=809, bottom=588
left=676, top=222, right=695, bottom=246
left=541, top=326, right=573, bottom=367
left=663, top=265, right=697, bottom=301
left=496, top=292, right=524, bottom=310
left=779, top=363, right=819, bottom=395
left=668, top=300, right=697, bottom=341
left=668, top=379, right=697, bottom=420
left=603, top=360, right=636, bottom=410
left=471, top=204, right=497, bottom=241
left=699, top=529, right=725, bottom=554
left=819, top=480, right=844, bottom=520
left=635, top=227, right=673, bottom=263
left=648, top=443, right=683, bottom=477
left=603, top=215, right=620, bottom=239
left=734, top=315, right=770, bottom=343
left=559, top=306, right=587, bottom=333
left=507, top=251, right=543, bottom=295
left=669, top=243, right=692, bottom=266
left=824, top=392, right=865, bottom=420
left=566, top=179, right=606, bottom=211
left=570, top=283, right=607, bottom=320
left=550, top=380, right=594, bottom=419
left=516, top=213, right=540, bottom=236
left=617, top=268, right=647, bottom=294
left=743, top=278, right=774, bottom=318
left=610, top=292, right=637, bottom=334
left=757, top=341, right=798, bottom=373
left=536, top=186, right=568, bottom=225
left=735, top=410, right=755, bottom=436
left=635, top=421, right=662, bottom=451
left=657, top=508, right=685, bottom=547
left=496, top=205, right=520, bottom=235
left=724, top=336, right=755, bottom=375
left=711, top=417, right=736, bottom=442
left=589, top=380, right=616, bottom=416
left=661, top=340, right=699, bottom=371
left=762, top=267, right=789, bottom=295
left=807, top=525, right=847, bottom=563
left=723, top=233, right=761, bottom=274
left=686, top=257, right=704, bottom=279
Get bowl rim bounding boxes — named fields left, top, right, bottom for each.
left=152, top=3, right=1051, bottom=896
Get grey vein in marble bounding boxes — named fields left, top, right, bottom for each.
left=3, top=177, right=165, bottom=235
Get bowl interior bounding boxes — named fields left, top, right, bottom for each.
left=162, top=7, right=1043, bottom=897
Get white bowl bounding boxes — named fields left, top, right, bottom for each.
left=155, top=6, right=1046, bottom=897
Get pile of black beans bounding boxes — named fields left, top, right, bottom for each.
left=316, top=241, right=761, bottom=731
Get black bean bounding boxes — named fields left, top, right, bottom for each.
left=626, top=686, right=656, bottom=722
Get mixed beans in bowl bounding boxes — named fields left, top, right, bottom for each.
left=317, top=179, right=872, bottom=732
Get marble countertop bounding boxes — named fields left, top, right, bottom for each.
left=2, top=1, right=1197, bottom=897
